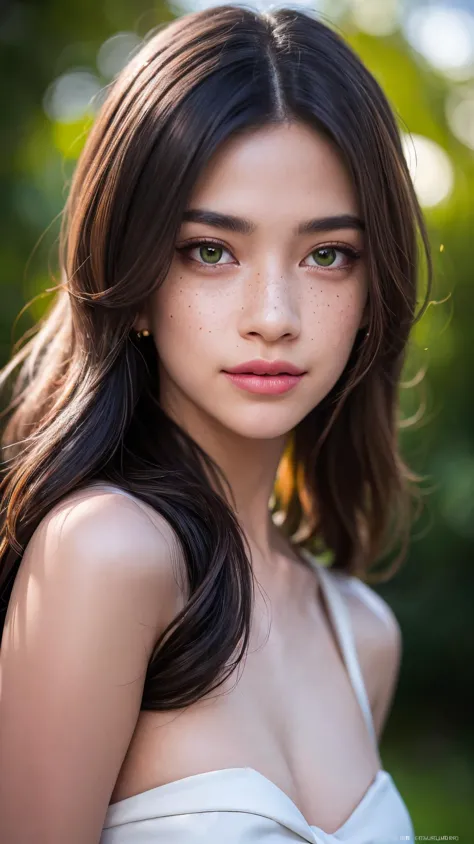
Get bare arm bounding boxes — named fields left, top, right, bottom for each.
left=0, top=488, right=182, bottom=844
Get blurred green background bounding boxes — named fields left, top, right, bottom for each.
left=1, top=0, right=473, bottom=838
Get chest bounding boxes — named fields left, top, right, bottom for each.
left=110, top=586, right=381, bottom=831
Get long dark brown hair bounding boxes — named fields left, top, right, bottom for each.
left=0, top=4, right=431, bottom=710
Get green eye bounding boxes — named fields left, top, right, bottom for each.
left=312, top=247, right=337, bottom=267
left=199, top=245, right=223, bottom=264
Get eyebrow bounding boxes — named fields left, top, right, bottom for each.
left=181, top=208, right=365, bottom=236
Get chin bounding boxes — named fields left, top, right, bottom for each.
left=214, top=407, right=307, bottom=441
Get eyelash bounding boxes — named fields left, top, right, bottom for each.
left=175, top=237, right=362, bottom=272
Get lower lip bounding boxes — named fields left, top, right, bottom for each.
left=222, top=372, right=305, bottom=395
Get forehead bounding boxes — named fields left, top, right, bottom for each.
left=187, top=121, right=360, bottom=219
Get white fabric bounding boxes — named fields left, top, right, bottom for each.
left=101, top=765, right=414, bottom=843
left=89, top=485, right=414, bottom=843
left=309, top=558, right=378, bottom=748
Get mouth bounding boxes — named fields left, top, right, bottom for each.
left=222, top=368, right=306, bottom=396
left=223, top=359, right=306, bottom=377
left=223, top=369, right=293, bottom=378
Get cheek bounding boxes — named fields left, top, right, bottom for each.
left=150, top=278, right=228, bottom=373
left=303, top=283, right=366, bottom=390
left=305, top=281, right=366, bottom=342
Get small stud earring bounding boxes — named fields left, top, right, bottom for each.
left=136, top=328, right=151, bottom=339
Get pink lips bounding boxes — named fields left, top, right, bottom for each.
left=222, top=359, right=306, bottom=395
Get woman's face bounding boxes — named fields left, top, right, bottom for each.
left=144, top=121, right=368, bottom=440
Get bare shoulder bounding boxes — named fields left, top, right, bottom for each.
left=43, top=483, right=184, bottom=585
left=336, top=572, right=402, bottom=740
left=0, top=483, right=185, bottom=843
left=19, top=483, right=187, bottom=634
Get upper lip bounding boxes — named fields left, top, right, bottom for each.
left=224, top=359, right=306, bottom=376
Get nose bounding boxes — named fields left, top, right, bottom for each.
left=238, top=269, right=301, bottom=344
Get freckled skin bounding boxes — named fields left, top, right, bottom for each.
left=136, top=122, right=368, bottom=440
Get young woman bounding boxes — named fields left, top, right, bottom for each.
left=0, top=4, right=431, bottom=842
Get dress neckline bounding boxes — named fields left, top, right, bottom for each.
left=106, top=765, right=392, bottom=841
left=250, top=765, right=389, bottom=835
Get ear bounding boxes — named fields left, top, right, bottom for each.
left=132, top=308, right=150, bottom=333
